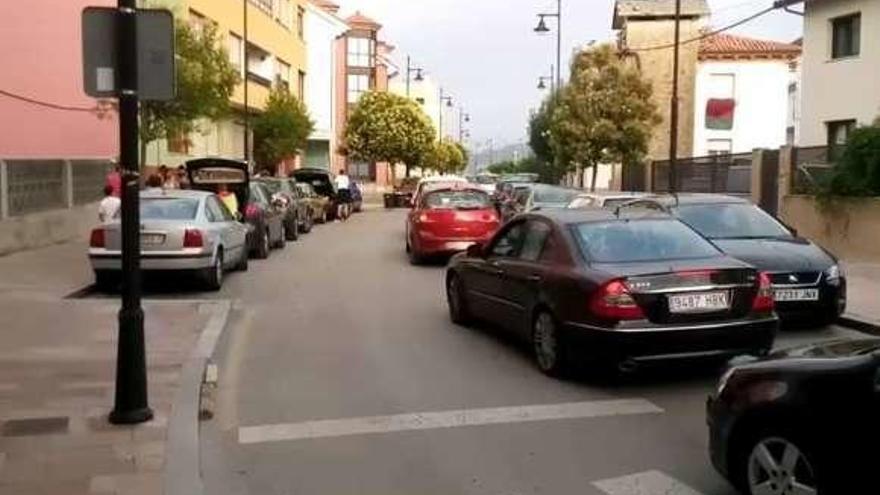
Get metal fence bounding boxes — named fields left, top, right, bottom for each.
left=0, top=159, right=113, bottom=218
left=792, top=146, right=834, bottom=194
left=651, top=152, right=753, bottom=196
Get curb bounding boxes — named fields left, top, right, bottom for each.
left=837, top=313, right=880, bottom=336
left=164, top=300, right=232, bottom=495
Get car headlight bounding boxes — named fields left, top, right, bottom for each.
left=716, top=367, right=736, bottom=397
left=825, top=264, right=842, bottom=285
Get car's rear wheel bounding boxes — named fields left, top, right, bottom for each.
left=94, top=270, right=119, bottom=291
left=446, top=274, right=471, bottom=325
left=741, top=435, right=820, bottom=495
left=533, top=311, right=569, bottom=377
left=254, top=228, right=270, bottom=259
left=202, top=250, right=223, bottom=291
left=408, top=243, right=424, bottom=265
left=302, top=212, right=313, bottom=233
left=235, top=248, right=249, bottom=271
left=319, top=209, right=328, bottom=224
left=273, top=223, right=286, bottom=249
left=286, top=217, right=299, bottom=241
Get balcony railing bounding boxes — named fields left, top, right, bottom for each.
left=249, top=0, right=273, bottom=15
left=247, top=71, right=273, bottom=88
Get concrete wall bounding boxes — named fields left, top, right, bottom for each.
left=693, top=60, right=792, bottom=156
left=0, top=202, right=96, bottom=257
left=780, top=195, right=880, bottom=262
left=800, top=0, right=880, bottom=145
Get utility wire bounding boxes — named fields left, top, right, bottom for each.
left=0, top=88, right=101, bottom=112
left=625, top=5, right=777, bottom=52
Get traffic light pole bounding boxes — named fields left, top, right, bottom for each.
left=109, top=0, right=153, bottom=425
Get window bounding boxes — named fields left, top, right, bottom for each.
left=347, top=74, right=369, bottom=102
left=519, top=222, right=552, bottom=262
left=228, top=33, right=244, bottom=73
left=490, top=222, right=526, bottom=258
left=189, top=9, right=210, bottom=34
left=167, top=130, right=190, bottom=154
left=140, top=199, right=200, bottom=220
left=347, top=37, right=374, bottom=67
left=277, top=0, right=293, bottom=30
left=831, top=13, right=860, bottom=59
left=250, top=0, right=273, bottom=15
left=707, top=139, right=732, bottom=156
left=276, top=59, right=291, bottom=91
left=298, top=70, right=306, bottom=99
left=205, top=197, right=230, bottom=223
left=574, top=220, right=720, bottom=263
left=673, top=204, right=791, bottom=240
left=297, top=6, right=305, bottom=40
left=708, top=73, right=735, bottom=99
left=827, top=119, right=856, bottom=159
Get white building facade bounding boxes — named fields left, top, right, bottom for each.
left=790, top=0, right=880, bottom=147
left=303, top=1, right=347, bottom=168
left=692, top=33, right=801, bottom=156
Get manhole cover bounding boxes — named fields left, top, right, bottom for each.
left=2, top=416, right=69, bottom=437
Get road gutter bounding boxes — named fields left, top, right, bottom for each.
left=838, top=313, right=880, bottom=336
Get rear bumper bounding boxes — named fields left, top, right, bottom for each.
left=561, top=317, right=778, bottom=365
left=414, top=234, right=492, bottom=255
left=89, top=251, right=213, bottom=271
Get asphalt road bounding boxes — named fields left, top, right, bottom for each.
left=199, top=208, right=865, bottom=495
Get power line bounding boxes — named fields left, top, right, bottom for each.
left=0, top=88, right=100, bottom=112
left=625, top=5, right=776, bottom=53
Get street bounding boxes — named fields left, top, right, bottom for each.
left=197, top=208, right=863, bottom=495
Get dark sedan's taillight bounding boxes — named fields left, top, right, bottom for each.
left=589, top=279, right=645, bottom=321
left=89, top=228, right=105, bottom=248
left=245, top=203, right=261, bottom=218
left=183, top=229, right=204, bottom=248
left=752, top=272, right=774, bottom=313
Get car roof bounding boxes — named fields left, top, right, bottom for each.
left=141, top=189, right=211, bottom=200
left=419, top=175, right=468, bottom=183
left=525, top=207, right=676, bottom=226
left=644, top=193, right=750, bottom=206
left=574, top=191, right=645, bottom=198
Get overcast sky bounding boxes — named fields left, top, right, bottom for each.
left=335, top=0, right=803, bottom=148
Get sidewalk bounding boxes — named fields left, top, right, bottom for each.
left=0, top=242, right=221, bottom=495
left=842, top=262, right=880, bottom=328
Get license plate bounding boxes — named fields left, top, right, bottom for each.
left=447, top=241, right=474, bottom=250
left=774, top=288, right=819, bottom=302
left=668, top=291, right=730, bottom=314
left=140, top=233, right=165, bottom=246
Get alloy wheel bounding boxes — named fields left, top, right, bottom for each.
left=747, top=437, right=818, bottom=495
left=533, top=312, right=558, bottom=373
left=214, top=252, right=223, bottom=286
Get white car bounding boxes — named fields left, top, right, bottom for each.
left=411, top=175, right=469, bottom=205
left=567, top=192, right=647, bottom=209
left=88, top=189, right=249, bottom=291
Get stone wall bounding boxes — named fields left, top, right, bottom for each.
left=780, top=195, right=880, bottom=262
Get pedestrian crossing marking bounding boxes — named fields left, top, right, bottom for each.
left=593, top=470, right=706, bottom=495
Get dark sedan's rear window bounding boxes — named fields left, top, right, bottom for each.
left=423, top=190, right=490, bottom=209
left=140, top=198, right=199, bottom=220
left=574, top=219, right=719, bottom=263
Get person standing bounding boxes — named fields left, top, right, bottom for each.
left=334, top=169, right=351, bottom=221
left=105, top=162, right=122, bottom=198
left=98, top=184, right=121, bottom=223
left=218, top=183, right=239, bottom=217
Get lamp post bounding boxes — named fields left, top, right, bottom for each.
left=243, top=0, right=249, bottom=162
left=458, top=109, right=470, bottom=143
left=534, top=0, right=562, bottom=96
left=438, top=87, right=453, bottom=141
left=405, top=55, right=424, bottom=97
left=537, top=64, right=555, bottom=92
left=668, top=0, right=682, bottom=193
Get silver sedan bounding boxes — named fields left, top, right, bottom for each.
left=88, top=189, right=249, bottom=290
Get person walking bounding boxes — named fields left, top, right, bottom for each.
left=98, top=184, right=121, bottom=223
left=334, top=169, right=351, bottom=221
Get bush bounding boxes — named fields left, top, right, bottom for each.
left=822, top=124, right=880, bottom=197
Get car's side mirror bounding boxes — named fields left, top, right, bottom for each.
left=466, top=244, right=484, bottom=258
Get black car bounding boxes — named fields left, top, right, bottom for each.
left=291, top=168, right=339, bottom=221
left=707, top=338, right=880, bottom=494
left=629, top=194, right=846, bottom=325
left=257, top=177, right=313, bottom=238
left=445, top=209, right=778, bottom=376
left=246, top=182, right=286, bottom=258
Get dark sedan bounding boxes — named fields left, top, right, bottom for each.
left=708, top=338, right=880, bottom=494
left=257, top=177, right=313, bottom=238
left=246, top=182, right=286, bottom=259
left=291, top=168, right=339, bottom=221
left=631, top=194, right=846, bottom=325
left=445, top=209, right=778, bottom=376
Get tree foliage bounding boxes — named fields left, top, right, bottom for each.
left=139, top=21, right=239, bottom=164
left=819, top=119, right=880, bottom=197
left=422, top=140, right=466, bottom=175
left=343, top=91, right=436, bottom=179
left=252, top=86, right=314, bottom=170
left=526, top=93, right=570, bottom=184
left=549, top=44, right=660, bottom=190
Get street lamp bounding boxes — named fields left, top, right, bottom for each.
left=533, top=0, right=562, bottom=95
left=438, top=87, right=453, bottom=141
left=405, top=55, right=424, bottom=97
left=537, top=65, right=554, bottom=92
left=458, top=109, right=471, bottom=143
left=668, top=0, right=682, bottom=193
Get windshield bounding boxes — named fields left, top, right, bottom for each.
left=140, top=198, right=199, bottom=220
left=423, top=190, right=491, bottom=209
left=574, top=219, right=720, bottom=263
left=532, top=185, right=579, bottom=206
left=674, top=203, right=791, bottom=239
left=259, top=180, right=282, bottom=195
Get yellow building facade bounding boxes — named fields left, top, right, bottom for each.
left=145, top=0, right=308, bottom=168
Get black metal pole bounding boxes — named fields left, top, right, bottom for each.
left=438, top=87, right=443, bottom=142
left=243, top=0, right=249, bottom=162
left=668, top=0, right=681, bottom=193
left=110, top=0, right=152, bottom=425
left=556, top=0, right=562, bottom=92
left=406, top=55, right=411, bottom=97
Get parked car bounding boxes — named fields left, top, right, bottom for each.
left=469, top=173, right=499, bottom=196
left=292, top=168, right=340, bottom=220
left=707, top=338, right=880, bottom=495
left=567, top=191, right=647, bottom=209
left=247, top=182, right=287, bottom=257
left=384, top=177, right=420, bottom=208
left=627, top=194, right=846, bottom=324
left=411, top=175, right=469, bottom=207
left=405, top=186, right=500, bottom=264
left=89, top=189, right=249, bottom=291
left=521, top=184, right=582, bottom=211
left=445, top=209, right=778, bottom=376
left=350, top=180, right=363, bottom=213
left=257, top=177, right=312, bottom=237
left=297, top=182, right=330, bottom=224
left=498, top=183, right=534, bottom=222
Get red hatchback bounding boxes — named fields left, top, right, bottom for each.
left=406, top=187, right=500, bottom=264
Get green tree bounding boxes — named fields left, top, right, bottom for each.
left=550, top=44, right=660, bottom=190
left=528, top=93, right=570, bottom=184
left=422, top=140, right=466, bottom=175
left=343, top=91, right=436, bottom=181
left=454, top=142, right=470, bottom=170
left=252, top=86, right=314, bottom=170
left=820, top=120, right=880, bottom=197
left=139, top=21, right=239, bottom=166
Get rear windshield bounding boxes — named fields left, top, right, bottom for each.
left=423, top=190, right=490, bottom=209
left=259, top=180, right=284, bottom=195
left=140, top=198, right=199, bottom=220
left=533, top=185, right=579, bottom=205
left=574, top=219, right=720, bottom=263
left=673, top=203, right=790, bottom=239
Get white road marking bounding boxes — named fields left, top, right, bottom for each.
left=593, top=470, right=706, bottom=495
left=238, top=398, right=663, bottom=444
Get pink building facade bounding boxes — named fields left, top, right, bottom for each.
left=0, top=0, right=118, bottom=159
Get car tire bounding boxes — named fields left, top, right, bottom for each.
left=532, top=310, right=569, bottom=377
left=235, top=248, right=249, bottom=271
left=408, top=244, right=424, bottom=265
left=286, top=217, right=299, bottom=241
left=273, top=223, right=286, bottom=249
left=302, top=213, right=313, bottom=233
left=202, top=250, right=224, bottom=291
left=319, top=210, right=328, bottom=224
left=446, top=273, right=471, bottom=325
left=94, top=270, right=118, bottom=291
left=254, top=227, right=270, bottom=259
left=732, top=428, right=823, bottom=495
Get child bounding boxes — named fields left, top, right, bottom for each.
left=98, top=184, right=121, bottom=223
